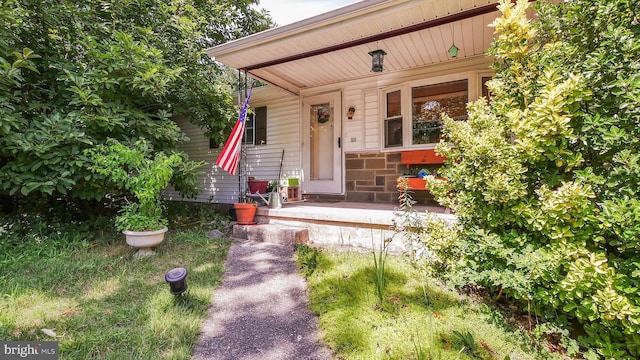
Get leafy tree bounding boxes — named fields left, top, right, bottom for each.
left=425, top=0, right=640, bottom=357
left=0, top=0, right=273, bottom=202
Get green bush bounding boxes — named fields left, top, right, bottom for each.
left=0, top=0, right=272, bottom=202
left=423, top=0, right=640, bottom=357
left=85, top=139, right=187, bottom=231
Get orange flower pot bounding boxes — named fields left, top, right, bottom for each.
left=233, top=203, right=257, bottom=225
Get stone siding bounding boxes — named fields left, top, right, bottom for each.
left=344, top=151, right=437, bottom=205
left=303, top=151, right=440, bottom=205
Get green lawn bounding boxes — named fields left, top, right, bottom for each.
left=0, top=206, right=231, bottom=359
left=298, top=246, right=558, bottom=360
left=2, top=204, right=561, bottom=360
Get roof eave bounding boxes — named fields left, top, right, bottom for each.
left=205, top=0, right=399, bottom=61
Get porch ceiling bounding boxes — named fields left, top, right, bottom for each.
left=206, top=0, right=502, bottom=95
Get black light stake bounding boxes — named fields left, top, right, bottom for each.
left=165, top=267, right=188, bottom=295
left=368, top=49, right=386, bottom=72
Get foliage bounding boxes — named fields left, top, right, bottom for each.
left=0, top=0, right=273, bottom=203
left=267, top=180, right=278, bottom=193
left=393, top=179, right=424, bottom=261
left=305, top=249, right=550, bottom=360
left=86, top=139, right=187, bottom=231
left=294, top=244, right=320, bottom=278
left=452, top=330, right=478, bottom=356
left=0, top=204, right=231, bottom=359
left=166, top=201, right=232, bottom=233
left=372, top=236, right=390, bottom=307
left=395, top=182, right=464, bottom=282
left=424, top=0, right=640, bottom=357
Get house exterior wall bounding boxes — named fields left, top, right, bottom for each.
left=164, top=94, right=303, bottom=204
left=346, top=151, right=424, bottom=204
left=302, top=151, right=438, bottom=205
left=166, top=55, right=492, bottom=205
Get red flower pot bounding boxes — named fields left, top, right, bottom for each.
left=248, top=180, right=268, bottom=194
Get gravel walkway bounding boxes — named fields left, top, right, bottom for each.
left=192, top=239, right=333, bottom=360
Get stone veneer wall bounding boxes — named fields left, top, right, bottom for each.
left=345, top=152, right=401, bottom=203
left=304, top=152, right=437, bottom=205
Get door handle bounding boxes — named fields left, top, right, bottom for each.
left=338, top=137, right=341, bottom=148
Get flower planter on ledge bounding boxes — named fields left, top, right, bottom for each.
left=396, top=176, right=446, bottom=191
left=397, top=177, right=428, bottom=191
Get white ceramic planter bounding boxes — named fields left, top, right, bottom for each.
left=123, top=227, right=168, bottom=249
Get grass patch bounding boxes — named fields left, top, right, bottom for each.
left=303, top=248, right=559, bottom=360
left=0, top=203, right=231, bottom=359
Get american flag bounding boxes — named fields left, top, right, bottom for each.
left=215, top=86, right=253, bottom=175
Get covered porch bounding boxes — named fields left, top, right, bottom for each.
left=192, top=0, right=500, bottom=207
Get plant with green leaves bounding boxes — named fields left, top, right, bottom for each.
left=452, top=330, right=478, bottom=356
left=394, top=178, right=425, bottom=262
left=424, top=0, right=640, bottom=357
left=294, top=244, right=320, bottom=278
left=0, top=0, right=273, bottom=204
left=395, top=180, right=463, bottom=281
left=86, top=139, right=188, bottom=231
left=372, top=236, right=391, bottom=307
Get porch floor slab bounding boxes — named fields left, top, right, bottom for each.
left=251, top=201, right=454, bottom=252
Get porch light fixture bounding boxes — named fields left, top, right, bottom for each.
left=165, top=267, right=188, bottom=295
left=368, top=49, right=386, bottom=72
left=448, top=44, right=459, bottom=58
left=347, top=107, right=356, bottom=119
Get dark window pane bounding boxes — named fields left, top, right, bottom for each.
left=243, top=114, right=254, bottom=144
left=385, top=117, right=403, bottom=148
left=255, top=106, right=267, bottom=145
left=386, top=90, right=401, bottom=117
left=412, top=79, right=468, bottom=144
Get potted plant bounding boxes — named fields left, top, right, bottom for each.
left=247, top=176, right=269, bottom=194
left=266, top=180, right=278, bottom=193
left=86, top=139, right=183, bottom=252
left=233, top=200, right=257, bottom=225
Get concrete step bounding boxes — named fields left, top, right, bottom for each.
left=232, top=223, right=309, bottom=246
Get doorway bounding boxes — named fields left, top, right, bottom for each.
left=302, top=92, right=342, bottom=194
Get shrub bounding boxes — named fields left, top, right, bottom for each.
left=85, top=139, right=187, bottom=231
left=424, top=0, right=640, bottom=357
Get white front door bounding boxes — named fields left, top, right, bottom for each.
left=302, top=92, right=342, bottom=194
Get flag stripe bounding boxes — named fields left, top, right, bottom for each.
left=216, top=87, right=253, bottom=175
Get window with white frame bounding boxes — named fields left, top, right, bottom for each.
left=384, top=90, right=402, bottom=148
left=412, top=79, right=468, bottom=145
left=383, top=79, right=469, bottom=149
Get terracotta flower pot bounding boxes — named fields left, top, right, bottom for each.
left=233, top=203, right=257, bottom=225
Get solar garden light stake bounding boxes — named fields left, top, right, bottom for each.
left=165, top=267, right=188, bottom=295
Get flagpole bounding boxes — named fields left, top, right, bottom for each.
left=237, top=70, right=244, bottom=203
left=241, top=72, right=248, bottom=203
left=239, top=72, right=250, bottom=203
left=216, top=71, right=252, bottom=198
